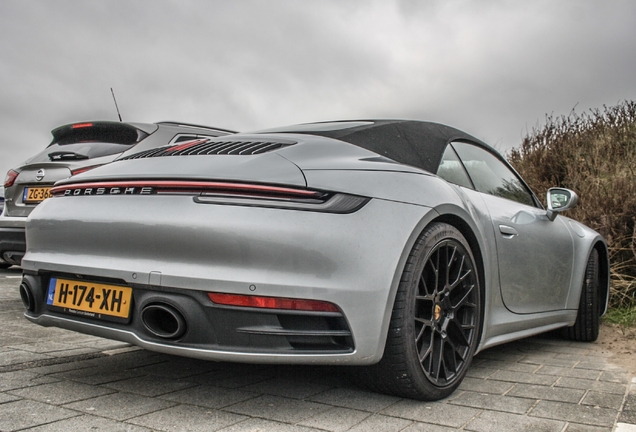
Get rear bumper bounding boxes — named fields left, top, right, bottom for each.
left=22, top=276, right=355, bottom=363
left=22, top=195, right=434, bottom=364
left=0, top=215, right=26, bottom=265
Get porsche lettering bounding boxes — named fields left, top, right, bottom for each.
left=63, top=187, right=155, bottom=196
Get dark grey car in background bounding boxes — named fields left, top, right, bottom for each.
left=0, top=121, right=234, bottom=268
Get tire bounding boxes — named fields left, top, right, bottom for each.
left=563, top=249, right=600, bottom=342
left=357, top=222, right=482, bottom=400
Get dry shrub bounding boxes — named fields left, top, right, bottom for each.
left=508, top=101, right=636, bottom=308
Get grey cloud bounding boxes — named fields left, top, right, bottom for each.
left=1, top=0, right=636, bottom=177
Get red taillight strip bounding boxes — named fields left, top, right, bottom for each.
left=4, top=169, right=19, bottom=188
left=208, top=292, right=340, bottom=313
left=70, top=164, right=105, bottom=176
left=50, top=180, right=323, bottom=198
left=71, top=122, right=93, bottom=129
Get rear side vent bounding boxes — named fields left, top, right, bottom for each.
left=120, top=139, right=296, bottom=160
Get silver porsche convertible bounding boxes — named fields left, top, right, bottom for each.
left=20, top=120, right=608, bottom=400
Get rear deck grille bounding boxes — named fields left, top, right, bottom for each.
left=120, top=140, right=295, bottom=160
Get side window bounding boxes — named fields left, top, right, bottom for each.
left=437, top=145, right=473, bottom=189
left=452, top=142, right=535, bottom=207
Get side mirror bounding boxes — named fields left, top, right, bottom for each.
left=546, top=188, right=578, bottom=221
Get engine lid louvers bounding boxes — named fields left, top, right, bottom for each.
left=119, top=139, right=296, bottom=160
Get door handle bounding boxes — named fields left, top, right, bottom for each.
left=499, top=225, right=518, bottom=237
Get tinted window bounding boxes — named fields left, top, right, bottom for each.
left=437, top=145, right=473, bottom=189
left=452, top=142, right=535, bottom=206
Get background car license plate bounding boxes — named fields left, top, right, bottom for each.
left=23, top=187, right=52, bottom=203
left=46, top=278, right=132, bottom=319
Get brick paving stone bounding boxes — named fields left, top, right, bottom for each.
left=536, top=365, right=602, bottom=380
left=51, top=367, right=142, bottom=385
left=401, top=422, right=459, bottom=431
left=129, top=358, right=217, bottom=379
left=465, top=410, right=565, bottom=432
left=63, top=391, right=178, bottom=421
left=190, top=367, right=274, bottom=389
left=0, top=348, right=51, bottom=366
left=159, top=384, right=257, bottom=409
left=530, top=400, right=617, bottom=427
left=475, top=359, right=540, bottom=373
left=465, top=365, right=498, bottom=379
left=128, top=404, right=248, bottom=432
left=575, top=360, right=627, bottom=372
left=240, top=377, right=333, bottom=400
left=308, top=387, right=401, bottom=413
left=564, top=424, right=613, bottom=432
left=0, top=399, right=78, bottom=431
left=103, top=375, right=198, bottom=397
left=381, top=400, right=481, bottom=428
left=457, top=376, right=515, bottom=394
left=225, top=394, right=331, bottom=423
left=618, top=384, right=636, bottom=425
left=581, top=390, right=625, bottom=410
left=216, top=418, right=322, bottom=431
left=346, top=414, right=413, bottom=431
left=488, top=369, right=559, bottom=386
left=507, top=383, right=586, bottom=403
left=0, top=370, right=60, bottom=391
left=449, top=390, right=535, bottom=414
left=7, top=340, right=96, bottom=354
left=520, top=355, right=580, bottom=368
left=556, top=377, right=628, bottom=394
left=25, top=414, right=153, bottom=432
left=474, top=350, right=526, bottom=362
left=297, top=406, right=371, bottom=431
left=599, top=370, right=631, bottom=383
left=0, top=393, right=20, bottom=404
left=8, top=380, right=115, bottom=405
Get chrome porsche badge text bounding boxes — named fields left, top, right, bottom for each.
left=63, top=187, right=155, bottom=196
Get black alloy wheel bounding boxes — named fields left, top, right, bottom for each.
left=357, top=222, right=482, bottom=400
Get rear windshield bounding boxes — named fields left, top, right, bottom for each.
left=25, top=122, right=149, bottom=163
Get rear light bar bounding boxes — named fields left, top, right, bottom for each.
left=50, top=180, right=370, bottom=213
left=4, top=169, right=19, bottom=188
left=51, top=180, right=324, bottom=199
left=207, top=292, right=340, bottom=312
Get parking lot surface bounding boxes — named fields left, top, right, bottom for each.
left=1, top=266, right=635, bottom=431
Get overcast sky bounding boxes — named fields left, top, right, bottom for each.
left=2, top=0, right=636, bottom=180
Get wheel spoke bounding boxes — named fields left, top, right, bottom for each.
left=451, top=282, right=476, bottom=309
left=428, top=334, right=444, bottom=380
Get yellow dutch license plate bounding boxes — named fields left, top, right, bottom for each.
left=46, top=278, right=132, bottom=319
left=23, top=187, right=53, bottom=204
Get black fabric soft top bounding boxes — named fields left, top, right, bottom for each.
left=260, top=120, right=492, bottom=174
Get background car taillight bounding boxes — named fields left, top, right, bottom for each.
left=4, top=169, right=19, bottom=188
left=70, top=164, right=105, bottom=176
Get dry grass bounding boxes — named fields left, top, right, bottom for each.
left=508, top=101, right=636, bottom=308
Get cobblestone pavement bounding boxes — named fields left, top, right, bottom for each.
left=1, top=266, right=635, bottom=431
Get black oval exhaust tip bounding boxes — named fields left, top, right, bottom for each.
left=140, top=303, right=187, bottom=339
left=19, top=282, right=35, bottom=312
